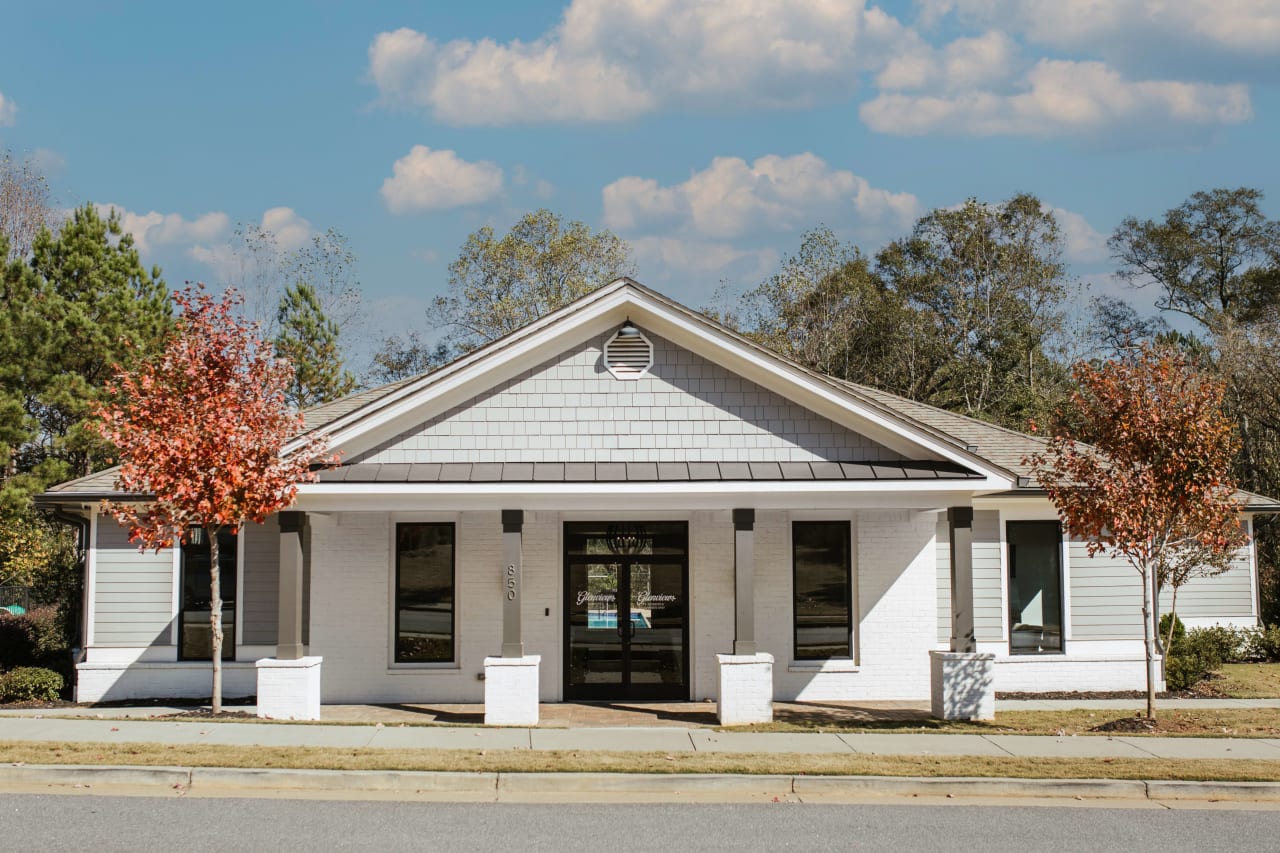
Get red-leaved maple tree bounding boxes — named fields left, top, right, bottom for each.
left=1026, top=342, right=1245, bottom=719
left=95, top=285, right=335, bottom=713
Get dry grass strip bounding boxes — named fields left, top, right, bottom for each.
left=4, top=740, right=1280, bottom=782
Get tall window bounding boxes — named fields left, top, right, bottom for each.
left=1007, top=521, right=1063, bottom=654
left=179, top=529, right=237, bottom=661
left=792, top=521, right=852, bottom=659
left=395, top=522, right=455, bottom=663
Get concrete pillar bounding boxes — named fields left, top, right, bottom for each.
left=501, top=509, right=523, bottom=658
left=258, top=510, right=322, bottom=720
left=487, top=509, right=538, bottom=725
left=717, top=508, right=772, bottom=725
left=947, top=506, right=976, bottom=653
left=276, top=511, right=305, bottom=661
left=732, top=508, right=756, bottom=656
left=931, top=506, right=993, bottom=720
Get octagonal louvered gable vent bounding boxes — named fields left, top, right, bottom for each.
left=604, top=323, right=653, bottom=380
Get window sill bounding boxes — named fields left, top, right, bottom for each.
left=387, top=663, right=461, bottom=674
left=787, top=660, right=859, bottom=673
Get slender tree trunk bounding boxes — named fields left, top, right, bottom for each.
left=1165, top=587, right=1180, bottom=653
left=209, top=526, right=223, bottom=715
left=1141, top=566, right=1157, bottom=719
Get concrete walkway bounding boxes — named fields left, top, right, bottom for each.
left=3, top=711, right=1280, bottom=761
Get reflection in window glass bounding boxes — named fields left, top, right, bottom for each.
left=1008, top=521, right=1063, bottom=654
left=179, top=529, right=237, bottom=661
left=396, top=523, right=455, bottom=663
left=793, top=521, right=851, bottom=659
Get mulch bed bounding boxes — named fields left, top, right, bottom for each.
left=160, top=708, right=259, bottom=719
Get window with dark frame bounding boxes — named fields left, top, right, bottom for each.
left=395, top=522, right=455, bottom=663
left=178, top=528, right=237, bottom=661
left=792, top=521, right=852, bottom=660
left=1007, top=520, right=1064, bottom=654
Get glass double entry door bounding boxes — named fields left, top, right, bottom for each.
left=564, top=522, right=689, bottom=700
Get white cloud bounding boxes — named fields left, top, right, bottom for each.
left=603, top=153, right=919, bottom=240
left=380, top=145, right=504, bottom=213
left=96, top=204, right=230, bottom=255
left=630, top=236, right=777, bottom=280
left=919, top=0, right=1280, bottom=64
left=367, top=1, right=911, bottom=124
left=861, top=59, right=1251, bottom=138
left=259, top=206, right=312, bottom=251
left=1048, top=205, right=1109, bottom=264
left=188, top=207, right=314, bottom=279
left=0, top=91, right=15, bottom=126
left=876, top=30, right=1018, bottom=92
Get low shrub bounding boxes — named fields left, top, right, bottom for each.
left=1165, top=652, right=1218, bottom=691
left=0, top=606, right=66, bottom=670
left=1183, top=625, right=1246, bottom=664
left=1249, top=624, right=1280, bottom=662
left=0, top=666, right=64, bottom=702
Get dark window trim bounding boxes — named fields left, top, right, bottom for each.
left=394, top=521, right=457, bottom=665
left=177, top=528, right=237, bottom=662
left=1006, top=520, right=1066, bottom=656
left=791, top=520, right=853, bottom=661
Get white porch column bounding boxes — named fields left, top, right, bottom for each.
left=718, top=508, right=773, bottom=725
left=931, top=506, right=994, bottom=720
left=486, top=509, right=539, bottom=725
left=257, top=511, right=322, bottom=720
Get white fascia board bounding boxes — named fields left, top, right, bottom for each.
left=292, top=478, right=1008, bottom=512
left=295, top=282, right=1011, bottom=485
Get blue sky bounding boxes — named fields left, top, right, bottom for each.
left=2, top=1, right=1278, bottom=366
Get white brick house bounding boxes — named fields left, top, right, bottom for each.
left=39, top=279, right=1275, bottom=721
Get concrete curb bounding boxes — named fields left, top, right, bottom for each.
left=0, top=764, right=192, bottom=788
left=192, top=767, right=498, bottom=793
left=793, top=775, right=1148, bottom=799
left=6, top=764, right=1280, bottom=802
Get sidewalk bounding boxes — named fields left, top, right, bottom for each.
left=6, top=701, right=1280, bottom=804
left=3, top=707, right=1280, bottom=761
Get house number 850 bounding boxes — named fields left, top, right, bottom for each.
left=506, top=564, right=517, bottom=600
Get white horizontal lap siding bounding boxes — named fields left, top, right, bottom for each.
left=972, top=511, right=1003, bottom=643
left=1068, top=540, right=1145, bottom=640
left=1158, top=538, right=1256, bottom=623
left=93, top=521, right=174, bottom=646
left=239, top=517, right=279, bottom=647
left=352, top=333, right=905, bottom=465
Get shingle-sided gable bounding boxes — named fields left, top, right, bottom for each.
left=352, top=332, right=905, bottom=465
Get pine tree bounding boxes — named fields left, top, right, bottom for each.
left=273, top=281, right=357, bottom=409
left=22, top=204, right=171, bottom=483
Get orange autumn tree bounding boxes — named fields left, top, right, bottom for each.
left=95, top=285, right=335, bottom=713
left=1026, top=342, right=1245, bottom=719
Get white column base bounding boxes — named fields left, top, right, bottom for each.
left=255, top=656, right=323, bottom=721
left=716, top=653, right=774, bottom=725
left=484, top=655, right=540, bottom=726
left=930, top=650, right=995, bottom=720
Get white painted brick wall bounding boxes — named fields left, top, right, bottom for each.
left=484, top=655, right=540, bottom=725
left=255, top=656, right=322, bottom=720
left=716, top=654, right=774, bottom=724
left=690, top=510, right=735, bottom=700
left=75, top=662, right=258, bottom=703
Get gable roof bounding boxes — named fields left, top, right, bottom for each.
left=36, top=278, right=1280, bottom=511
left=285, top=279, right=1010, bottom=483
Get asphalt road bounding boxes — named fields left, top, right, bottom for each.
left=4, top=794, right=1280, bottom=852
